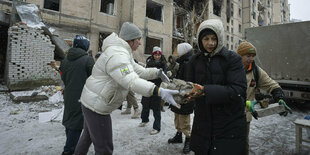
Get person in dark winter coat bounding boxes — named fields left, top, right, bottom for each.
left=59, top=35, right=95, bottom=155
left=185, top=19, right=247, bottom=155
left=168, top=43, right=194, bottom=154
left=167, top=55, right=179, bottom=79
left=139, top=46, right=168, bottom=135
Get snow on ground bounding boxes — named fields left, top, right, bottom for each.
left=0, top=85, right=309, bottom=155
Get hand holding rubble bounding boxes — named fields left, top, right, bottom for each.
left=49, top=60, right=60, bottom=72
left=157, top=69, right=171, bottom=83
left=184, top=84, right=205, bottom=103
left=158, top=88, right=180, bottom=109
left=278, top=99, right=292, bottom=116
left=246, top=100, right=258, bottom=119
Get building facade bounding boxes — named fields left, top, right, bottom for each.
left=0, top=0, right=289, bottom=62
left=0, top=0, right=174, bottom=63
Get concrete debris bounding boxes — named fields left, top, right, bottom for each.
left=160, top=78, right=194, bottom=104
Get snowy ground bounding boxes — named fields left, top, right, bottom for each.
left=0, top=85, right=309, bottom=155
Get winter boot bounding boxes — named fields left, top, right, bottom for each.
left=121, top=108, right=131, bottom=115
left=168, top=132, right=182, bottom=143
left=131, top=108, right=141, bottom=119
left=183, top=137, right=191, bottom=154
left=161, top=101, right=165, bottom=112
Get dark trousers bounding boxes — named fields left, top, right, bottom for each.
left=74, top=105, right=113, bottom=155
left=63, top=128, right=82, bottom=154
left=141, top=96, right=161, bottom=131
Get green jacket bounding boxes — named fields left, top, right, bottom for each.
left=60, top=47, right=94, bottom=130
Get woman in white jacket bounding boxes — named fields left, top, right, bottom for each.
left=74, top=22, right=179, bottom=155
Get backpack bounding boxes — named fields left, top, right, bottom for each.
left=253, top=63, right=260, bottom=86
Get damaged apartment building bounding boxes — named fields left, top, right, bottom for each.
left=173, top=0, right=290, bottom=51
left=0, top=0, right=289, bottom=90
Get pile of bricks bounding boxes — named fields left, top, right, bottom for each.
left=6, top=23, right=60, bottom=90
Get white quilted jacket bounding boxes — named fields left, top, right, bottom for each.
left=80, top=33, right=159, bottom=115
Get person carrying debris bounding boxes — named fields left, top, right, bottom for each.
left=167, top=42, right=194, bottom=154
left=139, top=46, right=168, bottom=135
left=236, top=41, right=292, bottom=155
left=58, top=35, right=95, bottom=155
left=74, top=22, right=179, bottom=155
left=184, top=19, right=247, bottom=154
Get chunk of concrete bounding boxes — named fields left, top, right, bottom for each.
left=160, top=79, right=194, bottom=104
left=256, top=103, right=286, bottom=118
left=10, top=91, right=48, bottom=103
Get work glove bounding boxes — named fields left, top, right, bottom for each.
left=184, top=84, right=205, bottom=103
left=278, top=99, right=292, bottom=116
left=246, top=100, right=258, bottom=119
left=157, top=69, right=171, bottom=83
left=158, top=88, right=180, bottom=109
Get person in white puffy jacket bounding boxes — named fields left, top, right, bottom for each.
left=74, top=22, right=179, bottom=155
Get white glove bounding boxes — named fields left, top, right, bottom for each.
left=158, top=88, right=180, bottom=109
left=157, top=69, right=171, bottom=83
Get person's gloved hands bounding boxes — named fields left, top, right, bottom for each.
left=246, top=100, right=258, bottom=119
left=184, top=84, right=205, bottom=103
left=278, top=99, right=292, bottom=116
left=158, top=88, right=180, bottom=109
left=157, top=69, right=171, bottom=83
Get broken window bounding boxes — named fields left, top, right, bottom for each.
left=252, top=11, right=256, bottom=20
left=239, top=8, right=241, bottom=17
left=100, top=0, right=116, bottom=15
left=239, top=24, right=241, bottom=32
left=213, top=0, right=222, bottom=17
left=146, top=0, right=163, bottom=21
left=145, top=37, right=161, bottom=55
left=231, top=3, right=234, bottom=16
left=44, top=0, right=60, bottom=11
left=98, top=32, right=110, bottom=52
left=176, top=14, right=185, bottom=30
left=226, top=0, right=230, bottom=22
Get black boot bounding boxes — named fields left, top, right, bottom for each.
left=168, top=132, right=182, bottom=143
left=183, top=137, right=191, bottom=154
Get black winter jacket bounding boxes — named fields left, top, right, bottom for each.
left=60, top=48, right=94, bottom=130
left=186, top=48, right=247, bottom=154
left=141, top=55, right=168, bottom=109
left=170, top=50, right=195, bottom=115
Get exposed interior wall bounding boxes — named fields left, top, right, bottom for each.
left=6, top=23, right=60, bottom=90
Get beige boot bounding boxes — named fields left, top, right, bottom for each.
left=131, top=108, right=141, bottom=119
left=121, top=108, right=131, bottom=115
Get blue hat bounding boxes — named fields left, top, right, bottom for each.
left=73, top=35, right=90, bottom=51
